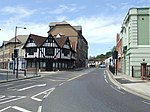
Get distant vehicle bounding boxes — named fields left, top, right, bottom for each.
left=99, top=64, right=106, bottom=68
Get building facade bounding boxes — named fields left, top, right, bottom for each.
left=23, top=34, right=76, bottom=71
left=116, top=33, right=122, bottom=72
left=48, top=21, right=88, bottom=68
left=121, top=7, right=150, bottom=77
left=0, top=35, right=28, bottom=70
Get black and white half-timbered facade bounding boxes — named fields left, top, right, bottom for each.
left=23, top=34, right=76, bottom=71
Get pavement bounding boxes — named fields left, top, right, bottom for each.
left=106, top=69, right=150, bottom=100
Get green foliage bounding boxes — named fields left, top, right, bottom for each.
left=95, top=46, right=116, bottom=60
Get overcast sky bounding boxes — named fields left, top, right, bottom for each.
left=0, top=0, right=150, bottom=56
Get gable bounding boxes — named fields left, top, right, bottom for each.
left=63, top=38, right=71, bottom=49
left=23, top=35, right=37, bottom=48
left=26, top=38, right=37, bottom=47
left=42, top=35, right=59, bottom=47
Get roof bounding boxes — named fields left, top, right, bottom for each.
left=0, top=35, right=29, bottom=48
left=54, top=35, right=67, bottom=48
left=30, top=34, right=47, bottom=47
left=23, top=34, right=46, bottom=48
left=49, top=21, right=69, bottom=27
left=73, top=26, right=82, bottom=32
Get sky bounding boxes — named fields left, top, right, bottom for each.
left=0, top=0, right=150, bottom=57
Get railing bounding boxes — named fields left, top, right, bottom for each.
left=0, top=69, right=39, bottom=83
left=109, top=65, right=115, bottom=75
left=132, top=65, right=150, bottom=80
left=146, top=65, right=150, bottom=80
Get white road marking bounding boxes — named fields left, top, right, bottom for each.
left=110, top=85, right=125, bottom=94
left=0, top=96, right=26, bottom=105
left=59, top=82, right=65, bottom=86
left=31, top=88, right=55, bottom=101
left=104, top=75, right=106, bottom=79
left=104, top=71, right=106, bottom=74
left=0, top=106, right=12, bottom=112
left=43, top=88, right=55, bottom=98
left=48, top=79, right=66, bottom=82
left=0, top=95, right=5, bottom=99
left=7, top=82, right=34, bottom=90
left=0, top=84, right=12, bottom=88
left=12, top=106, right=32, bottom=112
left=48, top=76, right=69, bottom=80
left=142, top=101, right=150, bottom=105
left=105, top=79, right=108, bottom=83
left=37, top=106, right=42, bottom=112
left=67, top=73, right=87, bottom=82
left=0, top=96, right=15, bottom=102
left=17, top=84, right=46, bottom=91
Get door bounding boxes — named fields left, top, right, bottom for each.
left=46, top=61, right=53, bottom=71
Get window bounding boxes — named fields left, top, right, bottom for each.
left=28, top=38, right=34, bottom=43
left=62, top=49, right=69, bottom=56
left=45, top=48, right=54, bottom=56
left=27, top=61, right=31, bottom=67
left=26, top=48, right=37, bottom=55
left=47, top=38, right=53, bottom=43
left=22, top=62, right=26, bottom=68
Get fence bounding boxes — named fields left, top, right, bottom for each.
left=132, top=65, right=150, bottom=80
left=109, top=65, right=115, bottom=75
left=0, top=69, right=38, bottom=82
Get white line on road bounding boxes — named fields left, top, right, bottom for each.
left=0, top=84, right=13, bottom=88
left=0, top=96, right=15, bottom=102
left=59, top=82, right=65, bottom=86
left=67, top=73, right=87, bottom=82
left=142, top=101, right=150, bottom=105
left=48, top=79, right=66, bottom=82
left=17, top=84, right=46, bottom=91
left=104, top=75, right=106, bottom=79
left=0, top=106, right=12, bottom=112
left=105, top=79, right=108, bottom=83
left=0, top=95, right=5, bottom=99
left=110, top=85, right=125, bottom=94
left=37, top=105, right=42, bottom=112
left=104, top=71, right=106, bottom=74
left=31, top=88, right=55, bottom=101
left=0, top=96, right=26, bottom=105
left=7, top=82, right=34, bottom=90
left=43, top=88, right=55, bottom=98
left=12, top=106, right=32, bottom=112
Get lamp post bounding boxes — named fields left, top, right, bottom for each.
left=13, top=26, right=26, bottom=78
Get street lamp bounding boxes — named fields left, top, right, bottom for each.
left=13, top=26, right=27, bottom=78
left=15, top=26, right=26, bottom=48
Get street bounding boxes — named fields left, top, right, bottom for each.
left=41, top=68, right=150, bottom=112
left=0, top=69, right=93, bottom=112
left=0, top=68, right=149, bottom=112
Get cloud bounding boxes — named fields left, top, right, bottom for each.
left=69, top=16, right=121, bottom=44
left=0, top=22, right=48, bottom=45
left=1, top=6, right=35, bottom=17
left=49, top=4, right=85, bottom=14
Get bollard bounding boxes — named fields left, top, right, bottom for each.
left=141, top=61, right=147, bottom=80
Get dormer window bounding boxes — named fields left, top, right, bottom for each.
left=46, top=38, right=53, bottom=43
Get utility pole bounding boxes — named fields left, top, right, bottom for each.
left=13, top=26, right=26, bottom=78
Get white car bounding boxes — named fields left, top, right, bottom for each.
left=99, top=64, right=106, bottom=68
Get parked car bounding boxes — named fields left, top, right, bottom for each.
left=99, top=64, right=106, bottom=68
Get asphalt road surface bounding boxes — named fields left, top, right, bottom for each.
left=0, top=68, right=93, bottom=112
left=41, top=68, right=150, bottom=112
left=0, top=68, right=149, bottom=112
